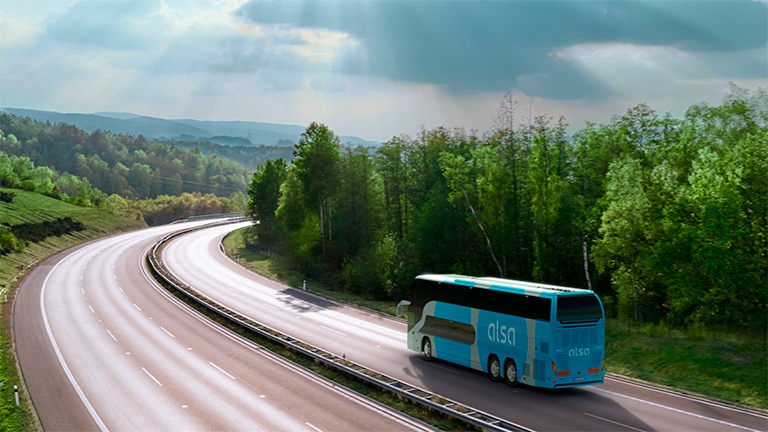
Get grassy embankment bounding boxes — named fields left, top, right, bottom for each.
left=223, top=228, right=767, bottom=412
left=0, top=188, right=145, bottom=432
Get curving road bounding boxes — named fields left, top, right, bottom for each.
left=14, top=220, right=432, bottom=431
left=160, top=221, right=768, bottom=432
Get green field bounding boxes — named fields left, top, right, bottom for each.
left=223, top=228, right=768, bottom=411
left=0, top=188, right=145, bottom=431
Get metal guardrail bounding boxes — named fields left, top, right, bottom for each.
left=146, top=222, right=533, bottom=432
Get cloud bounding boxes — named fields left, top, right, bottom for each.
left=237, top=0, right=767, bottom=99
left=46, top=0, right=174, bottom=50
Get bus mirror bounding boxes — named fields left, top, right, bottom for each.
left=396, top=300, right=411, bottom=318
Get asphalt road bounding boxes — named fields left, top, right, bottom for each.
left=159, top=221, right=768, bottom=432
left=13, top=220, right=433, bottom=431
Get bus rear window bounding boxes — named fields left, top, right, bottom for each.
left=557, top=295, right=602, bottom=322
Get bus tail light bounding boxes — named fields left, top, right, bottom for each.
left=588, top=367, right=601, bottom=374
left=551, top=360, right=571, bottom=377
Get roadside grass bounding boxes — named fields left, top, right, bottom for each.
left=0, top=188, right=144, bottom=432
left=606, top=320, right=767, bottom=409
left=224, top=228, right=768, bottom=412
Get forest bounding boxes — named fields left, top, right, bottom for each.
left=246, top=86, right=767, bottom=332
left=0, top=112, right=267, bottom=199
left=0, top=115, right=250, bottom=246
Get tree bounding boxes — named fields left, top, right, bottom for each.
left=525, top=116, right=575, bottom=283
left=592, top=156, right=657, bottom=321
left=292, top=122, right=341, bottom=256
left=247, top=158, right=288, bottom=247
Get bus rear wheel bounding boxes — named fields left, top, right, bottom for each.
left=504, top=359, right=518, bottom=387
left=422, top=337, right=434, bottom=362
left=488, top=355, right=502, bottom=382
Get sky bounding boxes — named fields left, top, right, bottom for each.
left=1, top=0, right=766, bottom=142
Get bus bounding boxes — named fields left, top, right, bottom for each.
left=397, top=274, right=605, bottom=389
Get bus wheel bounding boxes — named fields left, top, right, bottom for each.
left=504, top=359, right=518, bottom=387
left=488, top=355, right=502, bottom=382
left=422, top=337, right=434, bottom=362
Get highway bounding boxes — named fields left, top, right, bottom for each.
left=13, top=220, right=433, bottom=431
left=159, top=221, right=768, bottom=432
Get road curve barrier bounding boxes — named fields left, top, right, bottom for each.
left=146, top=220, right=533, bottom=432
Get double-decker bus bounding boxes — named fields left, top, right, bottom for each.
left=397, top=274, right=605, bottom=389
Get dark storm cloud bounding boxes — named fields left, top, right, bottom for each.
left=237, top=0, right=767, bottom=99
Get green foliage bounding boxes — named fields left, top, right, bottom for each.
left=0, top=114, right=250, bottom=199
left=291, top=122, right=342, bottom=257
left=247, top=159, right=288, bottom=247
left=135, top=192, right=246, bottom=226
left=247, top=87, right=766, bottom=332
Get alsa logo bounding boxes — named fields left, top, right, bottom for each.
left=569, top=348, right=590, bottom=357
left=487, top=321, right=516, bottom=345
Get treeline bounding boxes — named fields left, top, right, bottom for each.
left=247, top=86, right=767, bottom=331
left=175, top=140, right=295, bottom=171
left=0, top=113, right=251, bottom=199
left=2, top=151, right=244, bottom=234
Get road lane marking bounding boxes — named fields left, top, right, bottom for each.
left=133, top=303, right=142, bottom=312
left=40, top=252, right=108, bottom=431
left=160, top=326, right=175, bottom=338
left=320, top=325, right=347, bottom=336
left=585, top=413, right=646, bottom=432
left=593, top=387, right=762, bottom=432
left=209, top=362, right=236, bottom=380
left=106, top=330, right=117, bottom=342
left=88, top=305, right=95, bottom=314
left=142, top=367, right=163, bottom=386
left=305, top=422, right=323, bottom=432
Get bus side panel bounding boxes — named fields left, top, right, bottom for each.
left=476, top=311, right=528, bottom=378
left=530, top=319, right=554, bottom=387
left=432, top=302, right=472, bottom=367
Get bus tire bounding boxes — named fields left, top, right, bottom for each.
left=422, top=337, right=434, bottom=362
left=504, top=359, right=518, bottom=387
left=488, top=355, right=502, bottom=382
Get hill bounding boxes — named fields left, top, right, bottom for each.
left=1, top=187, right=145, bottom=289
left=0, top=108, right=379, bottom=148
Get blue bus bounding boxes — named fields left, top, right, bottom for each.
left=397, top=274, right=605, bottom=389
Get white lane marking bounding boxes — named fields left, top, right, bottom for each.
left=106, top=330, right=117, bottom=342
left=209, top=362, right=236, bottom=380
left=133, top=303, right=142, bottom=312
left=593, top=387, right=763, bottom=432
left=585, top=413, right=647, bottom=432
left=305, top=422, right=323, bottom=432
left=160, top=326, right=175, bottom=338
left=142, top=367, right=163, bottom=386
left=320, top=325, right=347, bottom=336
left=266, top=304, right=280, bottom=311
left=88, top=305, right=95, bottom=314
left=118, top=286, right=124, bottom=293
left=40, top=253, right=108, bottom=431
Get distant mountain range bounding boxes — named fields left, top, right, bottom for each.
left=0, top=108, right=379, bottom=148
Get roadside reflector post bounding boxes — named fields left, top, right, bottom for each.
left=303, top=280, right=306, bottom=291
left=14, top=385, right=19, bottom=407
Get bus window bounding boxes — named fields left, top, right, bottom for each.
left=556, top=295, right=602, bottom=322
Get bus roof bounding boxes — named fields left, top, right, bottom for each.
left=416, top=274, right=593, bottom=297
